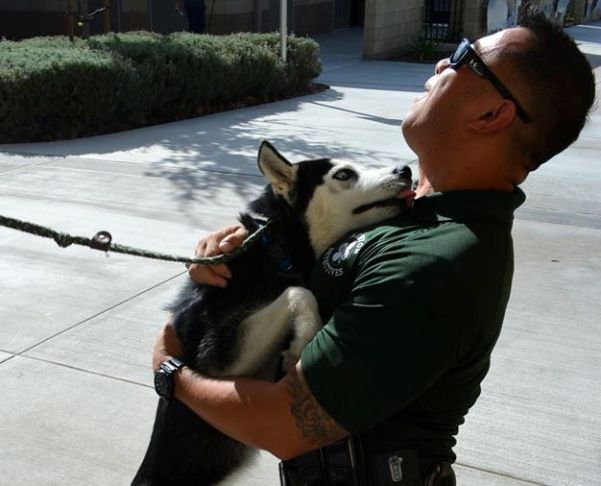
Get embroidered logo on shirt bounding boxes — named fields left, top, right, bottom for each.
left=321, top=233, right=366, bottom=277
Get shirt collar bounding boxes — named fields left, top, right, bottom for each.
left=411, top=187, right=526, bottom=223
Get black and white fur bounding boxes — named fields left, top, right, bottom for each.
left=132, top=141, right=413, bottom=486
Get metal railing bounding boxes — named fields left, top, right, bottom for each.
left=422, top=0, right=465, bottom=42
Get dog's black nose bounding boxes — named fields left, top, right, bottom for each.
left=393, top=165, right=412, bottom=179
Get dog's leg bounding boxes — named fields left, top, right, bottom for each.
left=281, top=288, right=321, bottom=372
left=221, top=287, right=320, bottom=377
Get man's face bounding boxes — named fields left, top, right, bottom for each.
left=402, top=28, right=532, bottom=157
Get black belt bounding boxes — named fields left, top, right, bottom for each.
left=279, top=436, right=455, bottom=486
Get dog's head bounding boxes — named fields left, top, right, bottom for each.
left=256, top=141, right=414, bottom=258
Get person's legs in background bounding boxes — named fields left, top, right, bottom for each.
left=184, top=0, right=206, bottom=33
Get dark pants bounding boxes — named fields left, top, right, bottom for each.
left=184, top=0, right=206, bottom=33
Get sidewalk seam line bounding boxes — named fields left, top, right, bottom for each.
left=17, top=354, right=152, bottom=389
left=0, top=151, right=263, bottom=178
left=15, top=271, right=186, bottom=356
left=0, top=157, right=60, bottom=176
left=0, top=354, right=16, bottom=365
left=454, top=462, right=549, bottom=486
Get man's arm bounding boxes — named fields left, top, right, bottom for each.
left=155, top=322, right=348, bottom=460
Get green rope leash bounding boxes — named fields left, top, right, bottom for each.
left=0, top=215, right=270, bottom=265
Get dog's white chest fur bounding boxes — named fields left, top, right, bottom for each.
left=220, top=287, right=321, bottom=377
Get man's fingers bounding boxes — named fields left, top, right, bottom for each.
left=187, top=224, right=248, bottom=286
left=194, top=238, right=208, bottom=258
left=202, top=225, right=246, bottom=256
left=187, top=263, right=229, bottom=288
left=204, top=233, right=223, bottom=258
left=218, top=225, right=249, bottom=252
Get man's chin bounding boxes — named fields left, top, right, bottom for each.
left=401, top=120, right=419, bottom=153
left=401, top=116, right=413, bottom=135
left=414, top=92, right=427, bottom=103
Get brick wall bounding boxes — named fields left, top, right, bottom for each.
left=462, top=0, right=487, bottom=40
left=0, top=0, right=66, bottom=38
left=363, top=0, right=423, bottom=58
left=169, top=0, right=334, bottom=34
left=294, top=0, right=334, bottom=34
left=0, top=0, right=148, bottom=39
left=0, top=0, right=336, bottom=39
left=209, top=0, right=334, bottom=35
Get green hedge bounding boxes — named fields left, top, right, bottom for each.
left=0, top=32, right=321, bottom=143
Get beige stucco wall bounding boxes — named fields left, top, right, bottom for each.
left=363, top=0, right=423, bottom=58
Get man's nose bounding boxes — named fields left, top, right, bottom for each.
left=435, top=58, right=451, bottom=75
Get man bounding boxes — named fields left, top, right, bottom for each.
left=176, top=0, right=206, bottom=33
left=152, top=13, right=595, bottom=485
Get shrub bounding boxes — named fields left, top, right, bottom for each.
left=407, top=35, right=440, bottom=63
left=0, top=40, right=142, bottom=142
left=0, top=32, right=321, bottom=143
left=232, top=33, right=322, bottom=94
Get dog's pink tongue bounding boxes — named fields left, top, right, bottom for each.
left=397, top=189, right=416, bottom=209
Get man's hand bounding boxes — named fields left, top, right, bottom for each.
left=187, top=224, right=249, bottom=288
left=153, top=320, right=184, bottom=370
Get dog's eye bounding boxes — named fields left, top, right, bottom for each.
left=332, top=169, right=356, bottom=181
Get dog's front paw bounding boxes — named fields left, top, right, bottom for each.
left=281, top=350, right=300, bottom=372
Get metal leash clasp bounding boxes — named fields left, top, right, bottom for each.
left=90, top=230, right=112, bottom=251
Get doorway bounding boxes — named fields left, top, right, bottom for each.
left=334, top=0, right=365, bottom=29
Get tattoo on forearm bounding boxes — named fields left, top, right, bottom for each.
left=285, top=365, right=348, bottom=446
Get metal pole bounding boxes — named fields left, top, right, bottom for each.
left=280, top=0, right=287, bottom=62
left=67, top=0, right=75, bottom=41
left=103, top=0, right=111, bottom=32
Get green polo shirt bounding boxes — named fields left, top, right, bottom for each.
left=301, top=189, right=526, bottom=467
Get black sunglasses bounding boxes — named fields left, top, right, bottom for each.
left=448, top=38, right=532, bottom=123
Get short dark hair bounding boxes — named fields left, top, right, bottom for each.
left=510, top=11, right=596, bottom=169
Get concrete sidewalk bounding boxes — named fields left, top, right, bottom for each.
left=1, top=23, right=600, bottom=486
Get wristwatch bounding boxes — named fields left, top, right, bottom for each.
left=154, top=357, right=185, bottom=400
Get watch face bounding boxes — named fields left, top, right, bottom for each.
left=154, top=368, right=171, bottom=399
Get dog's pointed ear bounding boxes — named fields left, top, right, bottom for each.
left=257, top=141, right=297, bottom=197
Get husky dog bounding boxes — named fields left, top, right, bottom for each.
left=132, top=141, right=413, bottom=486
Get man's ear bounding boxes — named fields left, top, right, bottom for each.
left=467, top=99, right=516, bottom=133
left=257, top=141, right=297, bottom=198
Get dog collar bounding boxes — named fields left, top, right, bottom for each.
left=258, top=225, right=294, bottom=273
